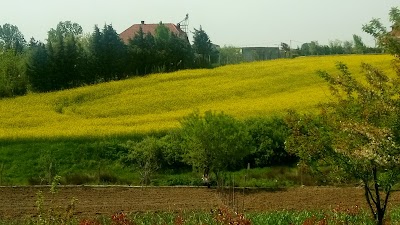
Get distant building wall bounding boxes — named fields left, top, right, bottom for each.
left=241, top=47, right=280, bottom=62
left=391, top=26, right=400, bottom=39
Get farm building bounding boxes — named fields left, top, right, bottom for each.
left=241, top=47, right=280, bottom=62
left=391, top=25, right=400, bottom=39
left=119, top=20, right=189, bottom=44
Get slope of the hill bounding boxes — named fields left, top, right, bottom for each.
left=0, top=55, right=395, bottom=139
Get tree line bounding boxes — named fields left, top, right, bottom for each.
left=297, top=34, right=380, bottom=56
left=0, top=21, right=216, bottom=97
left=218, top=34, right=381, bottom=66
left=118, top=112, right=296, bottom=186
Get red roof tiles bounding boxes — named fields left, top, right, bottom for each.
left=119, top=22, right=187, bottom=44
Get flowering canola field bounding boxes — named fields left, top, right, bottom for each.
left=0, top=55, right=394, bottom=139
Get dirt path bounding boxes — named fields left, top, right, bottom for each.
left=1, top=186, right=400, bottom=219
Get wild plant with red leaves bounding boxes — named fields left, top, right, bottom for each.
left=301, top=214, right=329, bottom=225
left=111, top=212, right=134, bottom=225
left=332, top=204, right=360, bottom=217
left=174, top=214, right=185, bottom=225
left=79, top=218, right=102, bottom=225
left=212, top=207, right=251, bottom=225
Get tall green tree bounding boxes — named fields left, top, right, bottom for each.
left=219, top=46, right=243, bottom=65
left=180, top=111, right=251, bottom=179
left=287, top=61, right=400, bottom=225
left=362, top=7, right=400, bottom=55
left=88, top=25, right=103, bottom=81
left=329, top=39, right=344, bottom=54
left=26, top=39, right=51, bottom=92
left=300, top=43, right=310, bottom=56
left=166, top=32, right=194, bottom=70
left=192, top=26, right=214, bottom=67
left=64, top=34, right=81, bottom=87
left=245, top=117, right=296, bottom=167
left=281, top=42, right=291, bottom=57
left=0, top=23, right=26, bottom=53
left=127, top=27, right=156, bottom=75
left=0, top=50, right=27, bottom=97
left=154, top=22, right=193, bottom=72
left=308, top=41, right=320, bottom=55
left=352, top=34, right=367, bottom=54
left=286, top=7, right=400, bottom=225
left=90, top=24, right=126, bottom=81
left=343, top=40, right=353, bottom=54
left=127, top=23, right=193, bottom=75
left=42, top=21, right=85, bottom=90
left=154, top=22, right=171, bottom=45
left=124, top=137, right=163, bottom=185
left=47, top=21, right=83, bottom=42
left=154, top=23, right=172, bottom=72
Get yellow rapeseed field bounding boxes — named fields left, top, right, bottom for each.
left=0, top=54, right=395, bottom=139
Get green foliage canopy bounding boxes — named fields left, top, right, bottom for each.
left=180, top=111, right=251, bottom=176
left=0, top=23, right=26, bottom=53
left=363, top=7, right=400, bottom=55
left=0, top=50, right=27, bottom=97
left=287, top=7, right=400, bottom=225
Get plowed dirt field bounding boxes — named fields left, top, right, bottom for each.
left=1, top=186, right=400, bottom=219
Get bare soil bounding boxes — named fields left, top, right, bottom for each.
left=1, top=186, right=400, bottom=219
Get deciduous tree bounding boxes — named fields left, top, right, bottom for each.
left=219, top=46, right=242, bottom=65
left=286, top=61, right=400, bottom=225
left=362, top=7, right=400, bottom=55
left=0, top=50, right=27, bottom=97
left=352, top=34, right=367, bottom=54
left=0, top=23, right=26, bottom=53
left=286, top=7, right=400, bottom=225
left=180, top=111, right=251, bottom=180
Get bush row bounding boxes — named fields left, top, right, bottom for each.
left=0, top=113, right=298, bottom=185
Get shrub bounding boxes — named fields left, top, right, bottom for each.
left=245, top=117, right=298, bottom=167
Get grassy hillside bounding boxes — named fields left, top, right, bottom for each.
left=0, top=54, right=395, bottom=140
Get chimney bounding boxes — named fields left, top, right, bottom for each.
left=141, top=21, right=145, bottom=25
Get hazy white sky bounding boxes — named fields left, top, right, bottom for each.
left=2, top=0, right=399, bottom=47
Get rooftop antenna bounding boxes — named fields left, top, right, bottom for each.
left=177, top=13, right=189, bottom=34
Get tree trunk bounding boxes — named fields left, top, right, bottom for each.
left=377, top=210, right=384, bottom=225
left=372, top=166, right=389, bottom=225
left=364, top=166, right=390, bottom=225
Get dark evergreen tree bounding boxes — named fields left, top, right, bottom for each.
left=154, top=23, right=171, bottom=71
left=64, top=34, right=81, bottom=87
left=28, top=21, right=86, bottom=91
left=99, top=24, right=127, bottom=81
left=127, top=27, right=156, bottom=75
left=88, top=25, right=103, bottom=82
left=26, top=40, right=51, bottom=92
left=192, top=26, right=216, bottom=67
left=166, top=33, right=193, bottom=70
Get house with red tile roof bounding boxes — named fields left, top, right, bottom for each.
left=119, top=21, right=188, bottom=44
left=391, top=25, right=400, bottom=39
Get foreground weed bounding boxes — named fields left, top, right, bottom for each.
left=79, top=219, right=102, bottom=225
left=111, top=212, right=134, bottom=225
left=35, top=175, right=79, bottom=225
left=213, top=207, right=251, bottom=225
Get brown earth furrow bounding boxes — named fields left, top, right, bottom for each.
left=1, top=186, right=400, bottom=219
